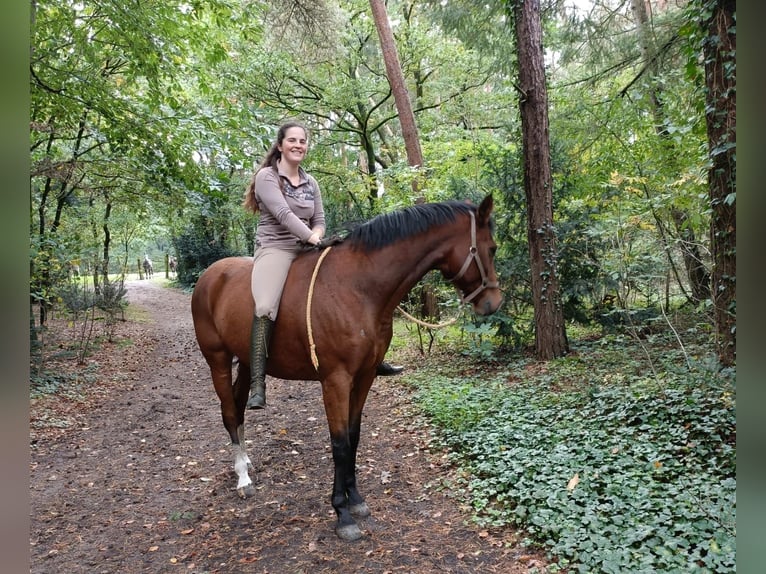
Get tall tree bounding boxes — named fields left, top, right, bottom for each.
left=512, top=0, right=569, bottom=359
left=699, top=0, right=735, bottom=365
left=30, top=0, right=239, bottom=324
left=421, top=0, right=569, bottom=358
left=368, top=0, right=425, bottom=194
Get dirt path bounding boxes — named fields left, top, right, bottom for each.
left=30, top=280, right=546, bottom=573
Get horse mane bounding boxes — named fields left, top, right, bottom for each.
left=344, top=200, right=476, bottom=251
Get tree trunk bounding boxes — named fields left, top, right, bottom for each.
left=368, top=0, right=424, bottom=195
left=514, top=0, right=568, bottom=359
left=701, top=0, right=736, bottom=365
left=101, top=200, right=113, bottom=286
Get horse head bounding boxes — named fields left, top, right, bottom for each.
left=443, top=195, right=503, bottom=316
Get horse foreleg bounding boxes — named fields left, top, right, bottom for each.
left=329, top=434, right=363, bottom=541
left=346, top=416, right=370, bottom=519
left=322, top=376, right=364, bottom=541
left=347, top=378, right=374, bottom=518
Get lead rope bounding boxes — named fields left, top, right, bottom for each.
left=395, top=306, right=457, bottom=329
left=307, top=246, right=333, bottom=370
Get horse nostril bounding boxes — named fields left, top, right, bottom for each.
left=476, top=298, right=492, bottom=316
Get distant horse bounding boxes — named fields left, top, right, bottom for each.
left=142, top=255, right=153, bottom=279
left=191, top=195, right=502, bottom=541
left=67, top=260, right=80, bottom=279
left=168, top=255, right=177, bottom=277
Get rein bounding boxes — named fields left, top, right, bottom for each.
left=395, top=306, right=456, bottom=329
left=307, top=246, right=333, bottom=370
left=446, top=210, right=499, bottom=304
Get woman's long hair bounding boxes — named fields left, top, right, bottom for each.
left=242, top=121, right=308, bottom=214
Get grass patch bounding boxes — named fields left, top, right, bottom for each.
left=124, top=301, right=152, bottom=323
left=402, top=323, right=736, bottom=573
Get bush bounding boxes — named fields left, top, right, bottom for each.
left=173, top=224, right=240, bottom=287
left=95, top=278, right=127, bottom=342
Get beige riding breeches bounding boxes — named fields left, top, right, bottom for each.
left=250, top=244, right=303, bottom=320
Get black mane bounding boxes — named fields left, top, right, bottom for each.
left=345, top=201, right=476, bottom=251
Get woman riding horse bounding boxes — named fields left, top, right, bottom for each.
left=242, top=122, right=401, bottom=410
left=142, top=255, right=153, bottom=279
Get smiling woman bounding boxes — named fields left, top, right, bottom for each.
left=241, top=121, right=326, bottom=410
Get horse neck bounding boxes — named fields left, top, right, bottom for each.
left=350, top=223, right=459, bottom=313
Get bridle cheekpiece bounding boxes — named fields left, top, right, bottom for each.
left=447, top=210, right=499, bottom=304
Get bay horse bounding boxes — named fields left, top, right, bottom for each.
left=191, top=195, right=502, bottom=541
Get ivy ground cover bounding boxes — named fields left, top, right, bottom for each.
left=406, top=332, right=736, bottom=573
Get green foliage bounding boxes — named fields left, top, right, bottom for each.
left=29, top=0, right=732, bottom=363
left=95, top=278, right=128, bottom=342
left=30, top=368, right=97, bottom=400
left=173, top=218, right=240, bottom=287
left=407, top=326, right=735, bottom=572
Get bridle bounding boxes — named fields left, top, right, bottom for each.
left=447, top=210, right=499, bottom=304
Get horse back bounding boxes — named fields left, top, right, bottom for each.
left=191, top=254, right=320, bottom=378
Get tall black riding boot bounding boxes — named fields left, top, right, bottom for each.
left=376, top=361, right=404, bottom=376
left=246, top=315, right=274, bottom=409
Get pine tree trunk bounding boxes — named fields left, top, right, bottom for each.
left=701, top=0, right=736, bottom=365
left=514, top=0, right=568, bottom=359
left=368, top=0, right=424, bottom=194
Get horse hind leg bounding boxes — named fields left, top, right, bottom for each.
left=232, top=362, right=255, bottom=497
left=232, top=441, right=254, bottom=498
left=210, top=359, right=255, bottom=498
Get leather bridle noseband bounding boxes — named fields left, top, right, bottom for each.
left=447, top=210, right=499, bottom=304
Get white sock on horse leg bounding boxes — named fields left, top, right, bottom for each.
left=232, top=442, right=252, bottom=490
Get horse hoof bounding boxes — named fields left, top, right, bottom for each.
left=237, top=484, right=255, bottom=498
left=336, top=523, right=364, bottom=541
left=350, top=502, right=371, bottom=518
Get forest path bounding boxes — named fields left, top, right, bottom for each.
left=30, top=279, right=545, bottom=573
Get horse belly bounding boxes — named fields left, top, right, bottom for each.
left=273, top=272, right=383, bottom=380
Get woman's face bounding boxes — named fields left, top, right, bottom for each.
left=278, top=127, right=308, bottom=165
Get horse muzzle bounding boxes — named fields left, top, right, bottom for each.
left=471, top=289, right=503, bottom=316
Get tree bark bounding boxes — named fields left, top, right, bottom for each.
left=368, top=0, right=424, bottom=195
left=701, top=0, right=736, bottom=365
left=513, top=0, right=568, bottom=359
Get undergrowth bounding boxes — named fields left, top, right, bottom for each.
left=401, top=326, right=736, bottom=573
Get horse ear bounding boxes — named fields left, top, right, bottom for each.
left=477, top=194, right=494, bottom=226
